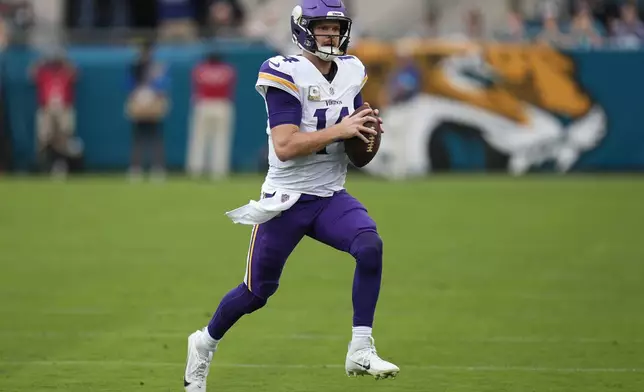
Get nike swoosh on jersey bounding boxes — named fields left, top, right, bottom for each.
left=269, top=61, right=281, bottom=68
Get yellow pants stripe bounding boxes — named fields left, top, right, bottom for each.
left=246, top=224, right=259, bottom=291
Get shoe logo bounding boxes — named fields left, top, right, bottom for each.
left=184, top=379, right=204, bottom=389
left=351, top=360, right=370, bottom=370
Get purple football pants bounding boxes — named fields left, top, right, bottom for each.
left=207, top=190, right=383, bottom=340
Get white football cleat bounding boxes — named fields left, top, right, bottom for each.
left=345, top=337, right=400, bottom=380
left=184, top=329, right=215, bottom=391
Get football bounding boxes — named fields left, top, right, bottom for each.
left=344, top=103, right=382, bottom=168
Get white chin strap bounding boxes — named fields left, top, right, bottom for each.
left=315, top=45, right=342, bottom=61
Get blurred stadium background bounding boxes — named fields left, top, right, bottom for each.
left=1, top=0, right=643, bottom=391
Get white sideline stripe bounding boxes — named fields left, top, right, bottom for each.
left=0, top=331, right=642, bottom=344
left=1, top=360, right=642, bottom=373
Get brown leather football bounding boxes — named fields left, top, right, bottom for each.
left=344, top=103, right=382, bottom=168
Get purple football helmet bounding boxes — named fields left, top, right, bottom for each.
left=291, top=0, right=352, bottom=61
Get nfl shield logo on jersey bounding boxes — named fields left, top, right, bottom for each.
left=281, top=194, right=290, bottom=203
left=308, top=86, right=321, bottom=101
left=329, top=86, right=335, bottom=95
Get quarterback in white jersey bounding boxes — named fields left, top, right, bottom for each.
left=255, top=51, right=368, bottom=196
left=183, top=1, right=399, bottom=390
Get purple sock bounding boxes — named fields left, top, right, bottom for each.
left=207, top=283, right=267, bottom=340
left=350, top=232, right=383, bottom=327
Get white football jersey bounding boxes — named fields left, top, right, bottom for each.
left=255, top=54, right=368, bottom=197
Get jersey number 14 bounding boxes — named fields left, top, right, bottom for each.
left=314, top=106, right=349, bottom=155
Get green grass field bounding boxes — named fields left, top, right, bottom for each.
left=1, top=174, right=643, bottom=391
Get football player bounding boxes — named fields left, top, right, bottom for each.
left=183, top=1, right=399, bottom=390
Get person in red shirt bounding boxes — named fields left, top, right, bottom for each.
left=187, top=51, right=236, bottom=178
left=29, top=51, right=80, bottom=176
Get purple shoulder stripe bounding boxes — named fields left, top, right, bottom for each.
left=259, top=60, right=295, bottom=83
left=354, top=92, right=363, bottom=109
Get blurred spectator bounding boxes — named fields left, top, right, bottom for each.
left=157, top=0, right=198, bottom=42
left=610, top=1, right=644, bottom=48
left=213, top=0, right=245, bottom=27
left=125, top=40, right=169, bottom=181
left=386, top=42, right=422, bottom=106
left=29, top=49, right=82, bottom=177
left=187, top=50, right=236, bottom=179
left=242, top=1, right=295, bottom=54
left=409, top=6, right=442, bottom=39
left=0, top=0, right=33, bottom=45
left=535, top=0, right=565, bottom=18
left=536, top=5, right=570, bottom=46
left=566, top=0, right=622, bottom=28
left=243, top=2, right=279, bottom=43
left=496, top=10, right=528, bottom=42
left=208, top=0, right=240, bottom=38
left=567, top=0, right=605, bottom=48
left=0, top=1, right=34, bottom=29
left=464, top=9, right=485, bottom=40
left=76, top=0, right=130, bottom=28
left=437, top=8, right=486, bottom=42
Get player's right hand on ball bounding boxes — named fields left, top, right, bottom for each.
left=336, top=108, right=378, bottom=144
